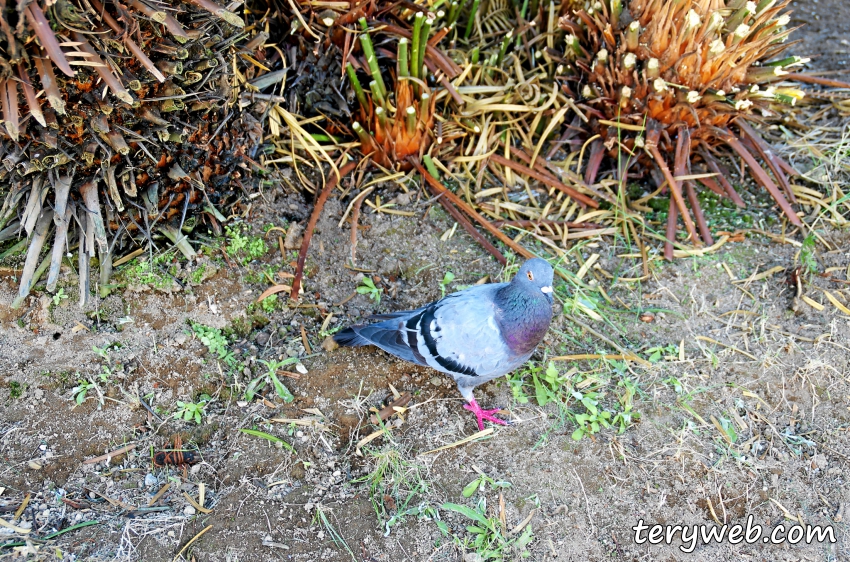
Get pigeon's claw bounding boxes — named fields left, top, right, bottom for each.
left=463, top=398, right=509, bottom=431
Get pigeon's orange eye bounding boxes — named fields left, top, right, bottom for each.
left=527, top=271, right=534, bottom=281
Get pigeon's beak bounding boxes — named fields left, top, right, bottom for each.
left=540, top=286, right=552, bottom=294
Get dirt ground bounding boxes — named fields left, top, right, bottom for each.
left=2, top=2, right=849, bottom=561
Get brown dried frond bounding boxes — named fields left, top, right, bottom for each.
left=0, top=0, right=259, bottom=306
left=560, top=0, right=807, bottom=252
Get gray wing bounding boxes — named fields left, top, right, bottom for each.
left=343, top=284, right=519, bottom=382
left=406, top=285, right=520, bottom=382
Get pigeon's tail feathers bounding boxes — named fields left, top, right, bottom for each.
left=366, top=306, right=425, bottom=322
left=333, top=320, right=425, bottom=366
left=333, top=327, right=373, bottom=347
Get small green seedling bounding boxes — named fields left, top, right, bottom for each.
left=663, top=376, right=684, bottom=394
left=245, top=358, right=298, bottom=402
left=800, top=233, right=818, bottom=278
left=645, top=344, right=679, bottom=363
left=353, top=446, right=433, bottom=535
left=439, top=271, right=455, bottom=298
left=461, top=473, right=512, bottom=498
left=531, top=362, right=569, bottom=408
left=570, top=390, right=611, bottom=440
left=72, top=379, right=96, bottom=406
left=440, top=497, right=534, bottom=559
left=9, top=381, right=24, bottom=399
left=226, top=224, right=268, bottom=265
left=52, top=288, right=68, bottom=306
left=610, top=379, right=641, bottom=434
left=175, top=395, right=211, bottom=425
left=260, top=293, right=278, bottom=313
left=92, top=345, right=110, bottom=361
left=357, top=277, right=382, bottom=304
left=191, top=323, right=239, bottom=371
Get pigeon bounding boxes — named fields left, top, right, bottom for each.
left=334, top=258, right=554, bottom=430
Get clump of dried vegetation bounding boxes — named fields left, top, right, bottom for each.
left=277, top=0, right=847, bottom=283
left=2, top=0, right=848, bottom=307
left=0, top=0, right=267, bottom=306
left=559, top=0, right=809, bottom=256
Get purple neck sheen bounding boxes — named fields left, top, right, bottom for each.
left=494, top=283, right=553, bottom=356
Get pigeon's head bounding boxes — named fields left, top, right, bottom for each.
left=514, top=258, right=554, bottom=300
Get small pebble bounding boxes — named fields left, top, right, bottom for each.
left=430, top=377, right=442, bottom=386
left=145, top=473, right=158, bottom=488
left=184, top=505, right=196, bottom=516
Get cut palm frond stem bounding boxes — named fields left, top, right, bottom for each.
left=291, top=161, right=358, bottom=302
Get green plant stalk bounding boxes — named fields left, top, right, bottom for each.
left=610, top=0, right=622, bottom=27
left=370, top=80, right=387, bottom=111
left=447, top=1, right=460, bottom=26
left=375, top=106, right=389, bottom=130
left=405, top=106, right=417, bottom=136
left=418, top=17, right=433, bottom=79
left=772, top=93, right=797, bottom=104
left=726, top=4, right=753, bottom=32
left=486, top=53, right=497, bottom=76
left=471, top=46, right=480, bottom=65
left=764, top=56, right=802, bottom=67
left=398, top=38, right=409, bottom=77
left=517, top=0, right=528, bottom=48
left=756, top=0, right=776, bottom=12
left=352, top=121, right=373, bottom=147
left=422, top=154, right=440, bottom=178
left=345, top=63, right=368, bottom=109
left=464, top=0, right=480, bottom=40
left=462, top=118, right=480, bottom=133
left=746, top=66, right=785, bottom=82
left=625, top=21, right=640, bottom=51
left=419, top=93, right=430, bottom=120
left=358, top=18, right=386, bottom=99
left=411, top=12, right=424, bottom=80
left=497, top=30, right=512, bottom=65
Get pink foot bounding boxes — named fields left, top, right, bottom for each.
left=463, top=398, right=509, bottom=430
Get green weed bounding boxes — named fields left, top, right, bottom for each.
left=509, top=362, right=641, bottom=441
left=52, top=288, right=68, bottom=306
left=462, top=473, right=511, bottom=498
left=439, top=493, right=534, bottom=560
left=800, top=232, right=818, bottom=277
left=353, top=445, right=434, bottom=535
left=175, top=395, right=211, bottom=425
left=312, top=506, right=356, bottom=561
left=260, top=293, right=279, bottom=314
left=245, top=358, right=298, bottom=402
left=356, top=277, right=382, bottom=304
left=191, top=322, right=239, bottom=371
left=226, top=224, right=268, bottom=265
left=121, top=250, right=179, bottom=290
left=439, top=271, right=455, bottom=298
left=8, top=381, right=24, bottom=399
left=72, top=367, right=112, bottom=408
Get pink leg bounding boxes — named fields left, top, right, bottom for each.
left=463, top=398, right=509, bottom=430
